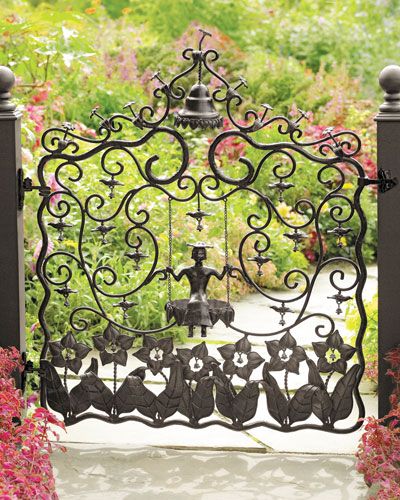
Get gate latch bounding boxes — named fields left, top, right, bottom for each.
left=359, top=168, right=398, bottom=193
left=17, top=168, right=51, bottom=210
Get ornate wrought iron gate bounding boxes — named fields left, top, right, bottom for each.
left=34, top=30, right=370, bottom=433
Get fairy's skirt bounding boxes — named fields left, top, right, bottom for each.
left=165, top=299, right=234, bottom=328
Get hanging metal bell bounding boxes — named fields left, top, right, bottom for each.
left=175, top=83, right=223, bottom=130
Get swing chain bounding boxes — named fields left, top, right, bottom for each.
left=224, top=197, right=230, bottom=305
left=167, top=197, right=172, bottom=302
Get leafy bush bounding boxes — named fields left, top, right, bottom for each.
left=0, top=347, right=65, bottom=498
left=356, top=347, right=400, bottom=500
left=0, top=0, right=383, bottom=346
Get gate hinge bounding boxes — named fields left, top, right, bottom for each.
left=17, top=168, right=51, bottom=210
left=21, top=354, right=44, bottom=393
left=359, top=168, right=398, bottom=193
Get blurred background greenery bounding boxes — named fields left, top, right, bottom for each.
left=0, top=0, right=389, bottom=371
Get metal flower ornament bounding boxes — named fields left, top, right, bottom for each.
left=48, top=331, right=91, bottom=375
left=312, top=330, right=357, bottom=374
left=36, top=28, right=367, bottom=433
left=218, top=336, right=264, bottom=380
left=92, top=323, right=134, bottom=367
left=134, top=336, right=175, bottom=375
left=176, top=341, right=219, bottom=381
left=265, top=331, right=307, bottom=375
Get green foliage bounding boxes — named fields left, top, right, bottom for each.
left=0, top=0, right=384, bottom=347
left=346, top=294, right=378, bottom=368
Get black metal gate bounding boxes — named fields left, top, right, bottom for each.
left=34, top=30, right=369, bottom=433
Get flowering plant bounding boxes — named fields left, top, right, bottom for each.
left=0, top=347, right=65, bottom=499
left=356, top=346, right=400, bottom=499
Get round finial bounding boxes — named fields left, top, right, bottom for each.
left=0, top=66, right=16, bottom=112
left=378, top=65, right=400, bottom=114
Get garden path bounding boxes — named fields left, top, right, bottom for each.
left=51, top=265, right=377, bottom=499
left=51, top=447, right=369, bottom=499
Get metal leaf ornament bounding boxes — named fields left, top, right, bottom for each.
left=312, top=330, right=356, bottom=374
left=92, top=323, right=134, bottom=366
left=265, top=331, right=307, bottom=374
left=48, top=331, right=91, bottom=374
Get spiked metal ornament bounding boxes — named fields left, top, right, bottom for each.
left=175, top=83, right=223, bottom=130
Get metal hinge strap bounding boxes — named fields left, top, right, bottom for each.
left=358, top=168, right=398, bottom=193
left=17, top=168, right=51, bottom=210
left=20, top=353, right=44, bottom=393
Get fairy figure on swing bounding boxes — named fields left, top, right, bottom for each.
left=165, top=242, right=235, bottom=337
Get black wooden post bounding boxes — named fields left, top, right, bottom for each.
left=0, top=66, right=25, bottom=354
left=375, top=65, right=400, bottom=418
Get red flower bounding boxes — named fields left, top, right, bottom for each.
left=385, top=347, right=400, bottom=368
left=32, top=89, right=49, bottom=104
left=0, top=347, right=64, bottom=498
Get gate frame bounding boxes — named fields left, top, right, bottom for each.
left=0, top=61, right=398, bottom=419
left=375, top=64, right=400, bottom=418
left=0, top=67, right=25, bottom=371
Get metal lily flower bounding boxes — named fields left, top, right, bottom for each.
left=312, top=330, right=357, bottom=374
left=134, top=336, right=175, bottom=375
left=218, top=336, right=264, bottom=380
left=93, top=323, right=134, bottom=366
left=265, top=331, right=307, bottom=374
left=176, top=341, right=219, bottom=381
left=48, top=331, right=91, bottom=374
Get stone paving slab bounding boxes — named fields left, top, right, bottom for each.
left=59, top=418, right=264, bottom=449
left=51, top=445, right=370, bottom=499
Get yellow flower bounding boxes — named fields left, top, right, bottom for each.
left=342, top=182, right=354, bottom=190
left=85, top=7, right=97, bottom=15
left=63, top=239, right=78, bottom=249
left=276, top=202, right=291, bottom=218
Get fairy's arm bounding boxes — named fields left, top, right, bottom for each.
left=210, top=264, right=232, bottom=281
left=166, top=266, right=186, bottom=282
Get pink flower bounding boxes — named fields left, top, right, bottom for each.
left=30, top=239, right=54, bottom=274
left=32, top=89, right=49, bottom=104
left=356, top=346, right=400, bottom=498
left=31, top=82, right=51, bottom=104
left=0, top=347, right=64, bottom=498
left=25, top=104, right=45, bottom=134
left=74, top=121, right=97, bottom=138
left=47, top=173, right=62, bottom=206
left=30, top=321, right=40, bottom=333
left=26, top=394, right=38, bottom=407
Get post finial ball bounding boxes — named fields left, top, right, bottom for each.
left=379, top=65, right=400, bottom=94
left=0, top=66, right=15, bottom=94
left=0, top=66, right=16, bottom=113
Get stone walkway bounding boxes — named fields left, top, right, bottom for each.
left=51, top=265, right=377, bottom=499
left=51, top=447, right=370, bottom=499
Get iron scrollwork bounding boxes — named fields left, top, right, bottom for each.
left=35, top=29, right=368, bottom=433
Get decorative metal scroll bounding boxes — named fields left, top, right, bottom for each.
left=35, top=30, right=367, bottom=433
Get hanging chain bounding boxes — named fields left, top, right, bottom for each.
left=167, top=197, right=172, bottom=302
left=224, top=197, right=230, bottom=305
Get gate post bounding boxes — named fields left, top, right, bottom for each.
left=375, top=65, right=400, bottom=418
left=0, top=67, right=25, bottom=355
